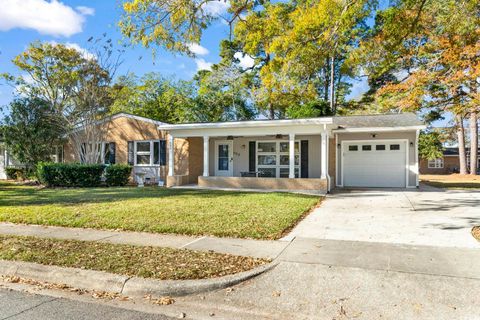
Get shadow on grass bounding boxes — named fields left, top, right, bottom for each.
left=0, top=183, right=317, bottom=207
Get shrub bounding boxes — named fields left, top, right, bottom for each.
left=105, top=164, right=132, bottom=186
left=37, top=162, right=105, bottom=187
left=5, top=167, right=26, bottom=180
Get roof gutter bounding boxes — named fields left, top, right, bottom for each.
left=159, top=118, right=334, bottom=130
left=332, top=125, right=426, bottom=133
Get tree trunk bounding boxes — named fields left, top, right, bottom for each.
left=268, top=102, right=274, bottom=120
left=323, top=64, right=329, bottom=102
left=456, top=114, right=468, bottom=175
left=329, top=55, right=336, bottom=114
left=470, top=111, right=478, bottom=175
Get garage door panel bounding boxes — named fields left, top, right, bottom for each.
left=343, top=141, right=406, bottom=188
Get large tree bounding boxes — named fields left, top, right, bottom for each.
left=119, top=0, right=376, bottom=119
left=2, top=98, right=65, bottom=168
left=358, top=0, right=480, bottom=174
left=3, top=40, right=122, bottom=164
left=111, top=72, right=195, bottom=123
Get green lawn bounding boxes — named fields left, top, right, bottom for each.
left=0, top=235, right=268, bottom=280
left=0, top=182, right=320, bottom=239
left=420, top=174, right=480, bottom=189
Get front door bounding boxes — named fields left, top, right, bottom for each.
left=215, top=140, right=233, bottom=177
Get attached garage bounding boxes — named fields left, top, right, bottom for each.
left=333, top=114, right=425, bottom=189
left=342, top=140, right=408, bottom=188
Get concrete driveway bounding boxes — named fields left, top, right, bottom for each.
left=283, top=185, right=480, bottom=248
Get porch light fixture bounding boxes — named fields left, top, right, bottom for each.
left=410, top=142, right=414, bottom=147
left=275, top=134, right=283, bottom=139
left=227, top=135, right=234, bottom=140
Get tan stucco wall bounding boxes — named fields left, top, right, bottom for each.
left=419, top=156, right=459, bottom=174
left=187, top=137, right=203, bottom=184
left=335, top=131, right=418, bottom=188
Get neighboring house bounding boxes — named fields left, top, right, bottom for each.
left=0, top=142, right=6, bottom=180
left=63, top=113, right=170, bottom=184
left=419, top=148, right=480, bottom=174
left=163, top=113, right=425, bottom=192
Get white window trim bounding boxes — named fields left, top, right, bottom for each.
left=133, top=140, right=161, bottom=167
left=428, top=158, right=444, bottom=169
left=256, top=140, right=301, bottom=178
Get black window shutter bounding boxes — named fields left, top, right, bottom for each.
left=108, top=142, right=116, bottom=164
left=159, top=140, right=167, bottom=166
left=301, top=140, right=308, bottom=178
left=127, top=141, right=134, bottom=165
left=249, top=141, right=256, bottom=172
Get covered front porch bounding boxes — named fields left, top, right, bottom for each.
left=161, top=118, right=334, bottom=192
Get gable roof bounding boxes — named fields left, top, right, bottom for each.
left=443, top=147, right=480, bottom=156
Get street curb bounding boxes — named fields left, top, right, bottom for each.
left=0, top=259, right=277, bottom=297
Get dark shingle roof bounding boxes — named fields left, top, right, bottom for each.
left=333, top=113, right=424, bottom=129
left=443, top=147, right=480, bottom=156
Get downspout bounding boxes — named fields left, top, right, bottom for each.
left=324, top=124, right=331, bottom=193
left=415, top=129, right=420, bottom=187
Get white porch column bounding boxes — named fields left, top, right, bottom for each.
left=203, top=136, right=210, bottom=177
left=321, top=132, right=328, bottom=179
left=289, top=133, right=295, bottom=178
left=168, top=135, right=174, bottom=177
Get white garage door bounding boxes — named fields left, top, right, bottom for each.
left=343, top=140, right=407, bottom=188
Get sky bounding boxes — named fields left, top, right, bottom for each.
left=0, top=0, right=441, bottom=125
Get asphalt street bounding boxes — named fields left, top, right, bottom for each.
left=0, top=288, right=175, bottom=320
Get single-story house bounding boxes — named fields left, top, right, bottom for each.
left=2, top=112, right=426, bottom=192
left=419, top=147, right=480, bottom=174
left=63, top=113, right=171, bottom=184
left=163, top=113, right=425, bottom=192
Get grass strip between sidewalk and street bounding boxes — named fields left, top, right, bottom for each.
left=0, top=235, right=270, bottom=280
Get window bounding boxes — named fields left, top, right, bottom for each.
left=80, top=142, right=106, bottom=164
left=348, top=145, right=358, bottom=151
left=390, top=144, right=400, bottom=150
left=134, top=140, right=166, bottom=166
left=428, top=158, right=444, bottom=169
left=50, top=146, right=64, bottom=163
left=376, top=145, right=386, bottom=151
left=256, top=141, right=301, bottom=178
left=362, top=145, right=372, bottom=151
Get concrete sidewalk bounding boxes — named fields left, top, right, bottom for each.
left=0, top=223, right=287, bottom=259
